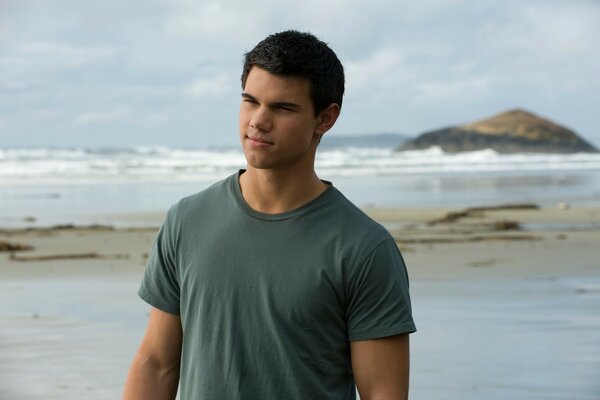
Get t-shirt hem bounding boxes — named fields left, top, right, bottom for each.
left=138, top=287, right=180, bottom=316
left=348, top=323, right=417, bottom=342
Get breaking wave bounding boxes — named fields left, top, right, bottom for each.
left=1, top=146, right=599, bottom=184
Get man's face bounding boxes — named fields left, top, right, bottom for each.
left=239, top=67, right=322, bottom=172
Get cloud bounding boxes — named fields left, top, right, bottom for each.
left=473, top=1, right=600, bottom=89
left=165, top=1, right=263, bottom=39
left=183, top=74, right=233, bottom=98
left=478, top=2, right=600, bottom=58
left=345, top=49, right=405, bottom=90
left=0, top=40, right=121, bottom=90
left=4, top=41, right=120, bottom=72
left=141, top=113, right=171, bottom=127
left=415, top=77, right=491, bottom=103
left=23, top=41, right=118, bottom=64
left=31, top=109, right=60, bottom=120
left=74, top=108, right=130, bottom=125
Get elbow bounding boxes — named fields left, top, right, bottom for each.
left=135, top=352, right=180, bottom=378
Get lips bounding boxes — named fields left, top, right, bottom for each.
left=247, top=135, right=274, bottom=146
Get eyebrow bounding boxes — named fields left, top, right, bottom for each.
left=241, top=93, right=301, bottom=110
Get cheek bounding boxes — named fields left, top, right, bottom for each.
left=238, top=108, right=249, bottom=132
left=289, top=118, right=318, bottom=139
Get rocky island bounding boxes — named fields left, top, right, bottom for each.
left=398, top=109, right=598, bottom=153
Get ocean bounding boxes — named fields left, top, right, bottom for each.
left=1, top=146, right=600, bottom=226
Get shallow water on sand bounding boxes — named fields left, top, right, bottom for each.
left=0, top=275, right=599, bottom=399
left=0, top=280, right=147, bottom=400
left=1, top=169, right=600, bottom=228
left=410, top=276, right=600, bottom=399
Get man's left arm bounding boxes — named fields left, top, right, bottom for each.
left=351, top=333, right=410, bottom=400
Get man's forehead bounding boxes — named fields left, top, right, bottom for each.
left=246, top=67, right=310, bottom=88
left=243, top=67, right=311, bottom=101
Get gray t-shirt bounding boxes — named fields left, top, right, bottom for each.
left=139, top=171, right=416, bottom=400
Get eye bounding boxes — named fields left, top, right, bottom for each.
left=276, top=105, right=296, bottom=112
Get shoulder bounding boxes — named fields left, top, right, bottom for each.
left=327, top=188, right=390, bottom=237
left=319, top=187, right=394, bottom=257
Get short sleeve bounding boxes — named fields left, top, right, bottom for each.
left=138, top=204, right=181, bottom=315
left=346, top=237, right=416, bottom=341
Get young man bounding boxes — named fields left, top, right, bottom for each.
left=124, top=30, right=416, bottom=400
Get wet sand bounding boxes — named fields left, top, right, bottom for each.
left=1, top=206, right=599, bottom=399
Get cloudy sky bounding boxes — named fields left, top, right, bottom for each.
left=1, top=0, right=599, bottom=148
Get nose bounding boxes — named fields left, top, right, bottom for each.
left=249, top=106, right=272, bottom=132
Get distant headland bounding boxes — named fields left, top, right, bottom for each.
left=398, top=109, right=598, bottom=153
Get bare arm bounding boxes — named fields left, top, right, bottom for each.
left=123, top=307, right=183, bottom=400
left=351, top=333, right=410, bottom=400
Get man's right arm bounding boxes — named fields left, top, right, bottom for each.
left=123, top=307, right=183, bottom=400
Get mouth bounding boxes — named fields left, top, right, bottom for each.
left=247, top=135, right=274, bottom=146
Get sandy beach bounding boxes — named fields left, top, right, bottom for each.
left=1, top=205, right=599, bottom=399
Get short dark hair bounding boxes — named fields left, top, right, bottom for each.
left=241, top=30, right=345, bottom=115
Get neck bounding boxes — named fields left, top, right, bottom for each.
left=239, top=166, right=327, bottom=214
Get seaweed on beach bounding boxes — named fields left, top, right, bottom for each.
left=0, top=241, right=34, bottom=252
left=395, top=234, right=542, bottom=245
left=9, top=252, right=130, bottom=262
left=429, top=203, right=539, bottom=225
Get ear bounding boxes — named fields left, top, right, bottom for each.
left=314, top=103, right=341, bottom=136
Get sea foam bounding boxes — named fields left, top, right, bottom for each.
left=0, top=146, right=599, bottom=184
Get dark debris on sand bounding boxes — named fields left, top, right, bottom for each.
left=0, top=241, right=34, bottom=252
left=429, top=203, right=539, bottom=225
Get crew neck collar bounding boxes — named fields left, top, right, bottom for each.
left=231, top=170, right=334, bottom=221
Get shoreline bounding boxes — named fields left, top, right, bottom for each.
left=2, top=205, right=598, bottom=282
